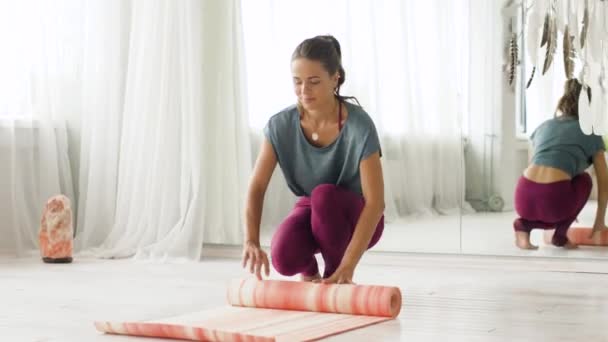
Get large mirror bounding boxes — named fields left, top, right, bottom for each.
left=461, top=0, right=608, bottom=258
left=241, top=1, right=467, bottom=255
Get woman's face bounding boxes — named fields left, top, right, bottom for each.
left=291, top=58, right=339, bottom=111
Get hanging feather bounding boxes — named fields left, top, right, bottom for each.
left=588, top=60, right=605, bottom=134
left=526, top=66, right=536, bottom=88
left=508, top=32, right=518, bottom=86
left=568, top=0, right=581, bottom=55
left=540, top=13, right=550, bottom=47
left=542, top=11, right=557, bottom=75
left=579, top=82, right=593, bottom=135
left=563, top=25, right=575, bottom=79
left=580, top=0, right=589, bottom=49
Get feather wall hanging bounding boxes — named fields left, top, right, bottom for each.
left=563, top=25, right=576, bottom=79
left=508, top=32, right=518, bottom=86
left=542, top=1, right=557, bottom=75
left=540, top=12, right=551, bottom=47
left=580, top=0, right=590, bottom=49
left=588, top=1, right=603, bottom=62
left=516, top=0, right=608, bottom=133
left=526, top=66, right=536, bottom=88
left=578, top=48, right=594, bottom=134
left=526, top=6, right=543, bottom=88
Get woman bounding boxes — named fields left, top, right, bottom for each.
left=514, top=79, right=608, bottom=249
left=241, top=35, right=385, bottom=284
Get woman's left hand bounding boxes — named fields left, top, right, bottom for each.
left=322, top=264, right=355, bottom=284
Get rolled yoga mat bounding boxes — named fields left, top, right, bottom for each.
left=543, top=227, right=608, bottom=246
left=95, top=278, right=402, bottom=342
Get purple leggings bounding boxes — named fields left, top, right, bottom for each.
left=513, top=173, right=592, bottom=246
left=270, top=184, right=384, bottom=279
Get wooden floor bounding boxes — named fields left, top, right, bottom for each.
left=1, top=247, right=607, bottom=342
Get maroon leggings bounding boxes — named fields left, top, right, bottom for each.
left=270, top=184, right=384, bottom=279
left=513, top=173, right=592, bottom=246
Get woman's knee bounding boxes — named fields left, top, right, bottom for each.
left=270, top=239, right=300, bottom=276
left=270, top=228, right=315, bottom=276
left=310, top=184, right=340, bottom=216
left=367, top=216, right=384, bottom=248
left=310, top=184, right=339, bottom=203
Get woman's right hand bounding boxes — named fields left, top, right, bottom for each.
left=242, top=240, right=270, bottom=280
left=591, top=222, right=608, bottom=238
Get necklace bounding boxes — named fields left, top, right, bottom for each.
left=310, top=100, right=340, bottom=141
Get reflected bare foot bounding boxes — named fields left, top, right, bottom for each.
left=515, top=231, right=538, bottom=250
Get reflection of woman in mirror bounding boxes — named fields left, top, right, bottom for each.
left=241, top=35, right=385, bottom=284
left=513, top=79, right=608, bottom=250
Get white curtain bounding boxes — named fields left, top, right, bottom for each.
left=1, top=0, right=250, bottom=259
left=74, top=0, right=130, bottom=252
left=2, top=0, right=483, bottom=258
left=0, top=0, right=77, bottom=255
left=77, top=0, right=250, bottom=260
left=242, top=0, right=470, bottom=231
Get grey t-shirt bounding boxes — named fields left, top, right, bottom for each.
left=531, top=117, right=605, bottom=177
left=263, top=101, right=382, bottom=196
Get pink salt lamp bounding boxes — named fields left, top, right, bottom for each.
left=39, top=195, right=73, bottom=263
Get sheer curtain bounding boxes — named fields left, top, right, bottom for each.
left=77, top=0, right=251, bottom=260
left=242, top=0, right=470, bottom=230
left=0, top=0, right=77, bottom=255
left=1, top=0, right=249, bottom=259
left=2, top=0, right=476, bottom=258
left=74, top=0, right=130, bottom=252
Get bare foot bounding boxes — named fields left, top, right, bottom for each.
left=300, top=273, right=321, bottom=282
left=515, top=231, right=538, bottom=250
left=563, top=240, right=578, bottom=249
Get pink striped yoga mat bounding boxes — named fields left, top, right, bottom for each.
left=95, top=278, right=402, bottom=341
left=543, top=227, right=608, bottom=246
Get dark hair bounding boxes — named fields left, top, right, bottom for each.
left=555, top=78, right=591, bottom=119
left=291, top=35, right=359, bottom=105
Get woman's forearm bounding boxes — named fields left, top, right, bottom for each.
left=341, top=203, right=384, bottom=268
left=594, top=189, right=608, bottom=226
left=245, top=188, right=265, bottom=246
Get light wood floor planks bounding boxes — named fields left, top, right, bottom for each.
left=0, top=247, right=606, bottom=341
